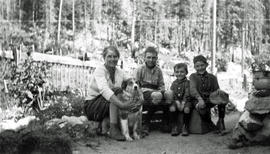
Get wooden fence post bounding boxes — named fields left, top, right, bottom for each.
left=68, top=64, right=71, bottom=89
left=56, top=63, right=59, bottom=91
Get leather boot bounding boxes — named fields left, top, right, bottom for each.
left=109, top=123, right=125, bottom=141
left=171, top=124, right=180, bottom=136
left=181, top=124, right=189, bottom=136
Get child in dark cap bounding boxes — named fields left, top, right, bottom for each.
left=189, top=55, right=226, bottom=133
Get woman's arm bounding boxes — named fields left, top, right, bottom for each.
left=94, top=66, right=114, bottom=101
left=109, top=94, right=135, bottom=109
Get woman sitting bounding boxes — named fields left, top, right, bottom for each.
left=84, top=46, right=137, bottom=141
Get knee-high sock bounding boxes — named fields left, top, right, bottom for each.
left=183, top=112, right=191, bottom=126
left=169, top=111, right=178, bottom=126
left=218, top=104, right=226, bottom=119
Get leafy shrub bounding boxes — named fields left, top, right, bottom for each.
left=7, top=56, right=52, bottom=113
left=36, top=92, right=85, bottom=122
left=0, top=120, right=72, bottom=154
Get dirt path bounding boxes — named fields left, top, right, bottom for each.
left=75, top=112, right=270, bottom=154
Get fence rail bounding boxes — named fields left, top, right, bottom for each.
left=0, top=50, right=99, bottom=96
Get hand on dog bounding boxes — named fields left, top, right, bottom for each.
left=121, top=101, right=137, bottom=110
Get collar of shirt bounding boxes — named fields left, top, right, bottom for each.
left=197, top=71, right=208, bottom=77
left=143, top=65, right=158, bottom=74
left=175, top=77, right=187, bottom=84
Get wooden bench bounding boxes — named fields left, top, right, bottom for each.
left=142, top=105, right=213, bottom=134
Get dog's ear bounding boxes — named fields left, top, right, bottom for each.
left=122, top=78, right=133, bottom=90
left=121, top=80, right=128, bottom=90
left=135, top=80, right=141, bottom=87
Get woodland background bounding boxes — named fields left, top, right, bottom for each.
left=0, top=0, right=269, bottom=58
left=0, top=1, right=270, bottom=153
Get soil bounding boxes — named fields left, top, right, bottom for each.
left=74, top=112, right=270, bottom=154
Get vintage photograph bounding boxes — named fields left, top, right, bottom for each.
left=0, top=0, right=270, bottom=154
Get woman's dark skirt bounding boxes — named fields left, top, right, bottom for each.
left=84, top=95, right=110, bottom=122
left=84, top=88, right=123, bottom=122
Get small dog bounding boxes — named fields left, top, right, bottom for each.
left=119, top=78, right=144, bottom=141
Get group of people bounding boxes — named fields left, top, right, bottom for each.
left=83, top=46, right=227, bottom=141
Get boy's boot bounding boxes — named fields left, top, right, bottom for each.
left=170, top=111, right=180, bottom=136
left=182, top=113, right=190, bottom=136
left=182, top=124, right=189, bottom=136
left=109, top=123, right=125, bottom=141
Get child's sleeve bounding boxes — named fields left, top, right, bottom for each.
left=170, top=81, right=175, bottom=91
left=189, top=74, right=203, bottom=101
left=158, top=69, right=165, bottom=91
left=213, top=76, right=220, bottom=91
left=183, top=81, right=190, bottom=102
left=170, top=82, right=176, bottom=101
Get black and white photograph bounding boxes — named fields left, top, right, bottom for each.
left=1, top=0, right=270, bottom=153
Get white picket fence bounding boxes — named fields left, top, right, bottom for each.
left=0, top=50, right=142, bottom=96
left=0, top=50, right=101, bottom=96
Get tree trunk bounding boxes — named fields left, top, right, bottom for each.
left=72, top=0, right=75, bottom=55
left=154, top=17, right=158, bottom=45
left=57, top=0, right=63, bottom=50
left=49, top=0, right=51, bottom=32
left=131, top=0, right=136, bottom=58
left=211, top=0, right=217, bottom=74
left=19, top=0, right=22, bottom=28
left=32, top=0, right=35, bottom=27
left=0, top=1, right=3, bottom=20
left=6, top=0, right=10, bottom=20
left=43, top=0, right=49, bottom=52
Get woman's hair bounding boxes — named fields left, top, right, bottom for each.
left=102, top=46, right=120, bottom=59
left=174, top=63, right=188, bottom=74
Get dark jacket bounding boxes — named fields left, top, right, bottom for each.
left=189, top=72, right=219, bottom=101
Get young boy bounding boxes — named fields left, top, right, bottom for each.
left=189, top=55, right=226, bottom=132
left=169, top=63, right=192, bottom=136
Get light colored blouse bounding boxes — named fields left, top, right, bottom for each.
left=86, top=64, right=129, bottom=101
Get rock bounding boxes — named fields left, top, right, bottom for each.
left=253, top=114, right=270, bottom=143
left=0, top=116, right=36, bottom=132
left=245, top=95, right=270, bottom=114
left=45, top=118, right=67, bottom=129
left=252, top=89, right=270, bottom=97
left=239, top=111, right=263, bottom=131
left=62, top=115, right=85, bottom=126
left=232, top=114, right=270, bottom=144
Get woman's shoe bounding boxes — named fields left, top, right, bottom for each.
left=109, top=123, right=125, bottom=141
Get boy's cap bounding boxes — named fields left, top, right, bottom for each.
left=193, top=55, right=207, bottom=64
